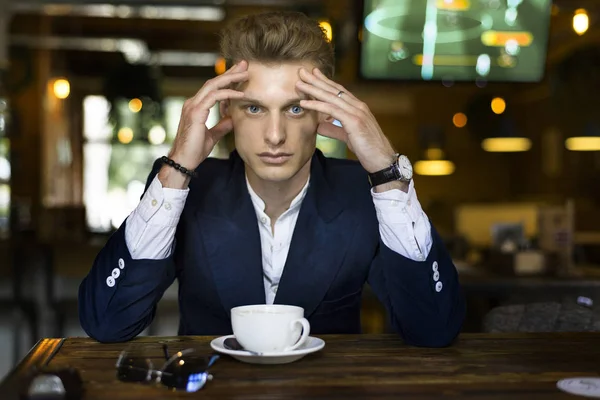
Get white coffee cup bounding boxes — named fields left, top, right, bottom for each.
left=231, top=304, right=310, bottom=353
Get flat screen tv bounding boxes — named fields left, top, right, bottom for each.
left=360, top=0, right=552, bottom=82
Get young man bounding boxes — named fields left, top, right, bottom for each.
left=79, top=11, right=465, bottom=347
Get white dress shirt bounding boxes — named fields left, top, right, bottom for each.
left=125, top=173, right=432, bottom=304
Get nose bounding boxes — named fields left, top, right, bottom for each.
left=264, top=113, right=286, bottom=147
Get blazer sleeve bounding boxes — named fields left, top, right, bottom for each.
left=78, top=160, right=176, bottom=343
left=367, top=223, right=466, bottom=347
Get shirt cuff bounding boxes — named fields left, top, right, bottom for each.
left=135, top=175, right=189, bottom=227
left=370, top=179, right=433, bottom=261
left=371, top=179, right=421, bottom=224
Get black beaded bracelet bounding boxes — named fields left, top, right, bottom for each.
left=160, top=156, right=197, bottom=178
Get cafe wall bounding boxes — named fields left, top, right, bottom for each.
left=4, top=0, right=600, bottom=246
left=6, top=50, right=600, bottom=240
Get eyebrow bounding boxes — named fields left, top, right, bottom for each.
left=240, top=96, right=308, bottom=108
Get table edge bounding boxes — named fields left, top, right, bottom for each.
left=0, top=337, right=65, bottom=400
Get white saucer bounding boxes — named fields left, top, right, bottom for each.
left=557, top=377, right=600, bottom=398
left=210, top=335, right=325, bottom=364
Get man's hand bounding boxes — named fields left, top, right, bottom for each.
left=158, top=60, right=249, bottom=188
left=296, top=68, right=398, bottom=175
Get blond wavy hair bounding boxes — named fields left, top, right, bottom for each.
left=219, top=11, right=335, bottom=78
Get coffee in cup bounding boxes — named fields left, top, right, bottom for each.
left=231, top=304, right=310, bottom=353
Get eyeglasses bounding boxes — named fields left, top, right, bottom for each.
left=115, top=344, right=219, bottom=392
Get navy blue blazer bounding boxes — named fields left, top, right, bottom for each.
left=79, top=150, right=465, bottom=347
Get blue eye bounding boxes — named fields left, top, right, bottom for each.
left=290, top=105, right=303, bottom=114
left=247, top=105, right=260, bottom=114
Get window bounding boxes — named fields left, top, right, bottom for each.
left=83, top=95, right=224, bottom=232
left=0, top=92, right=9, bottom=238
left=82, top=95, right=346, bottom=233
left=0, top=137, right=9, bottom=238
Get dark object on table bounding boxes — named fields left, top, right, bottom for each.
left=19, top=367, right=83, bottom=400
left=115, top=344, right=219, bottom=392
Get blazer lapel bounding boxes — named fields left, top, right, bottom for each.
left=194, top=155, right=266, bottom=313
left=274, top=151, right=357, bottom=317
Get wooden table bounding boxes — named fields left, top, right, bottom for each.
left=2, top=333, right=600, bottom=399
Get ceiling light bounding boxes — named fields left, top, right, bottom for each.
left=128, top=98, right=142, bottom=113
left=11, top=3, right=226, bottom=22
left=154, top=51, right=219, bottom=67
left=414, top=160, right=455, bottom=176
left=452, top=112, right=467, bottom=128
left=573, top=9, right=589, bottom=35
left=491, top=97, right=506, bottom=114
left=565, top=123, right=600, bottom=151
left=10, top=35, right=220, bottom=67
left=52, top=78, right=70, bottom=99
left=482, top=137, right=531, bottom=152
left=565, top=137, right=600, bottom=151
left=319, top=20, right=333, bottom=42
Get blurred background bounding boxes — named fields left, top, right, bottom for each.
left=1, top=0, right=599, bottom=380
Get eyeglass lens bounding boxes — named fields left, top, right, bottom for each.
left=159, top=351, right=220, bottom=392
left=116, top=347, right=219, bottom=392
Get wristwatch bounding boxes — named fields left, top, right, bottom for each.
left=367, top=154, right=413, bottom=187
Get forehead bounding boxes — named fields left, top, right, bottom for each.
left=240, top=61, right=317, bottom=101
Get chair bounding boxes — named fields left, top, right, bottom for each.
left=0, top=239, right=38, bottom=379
left=483, top=296, right=600, bottom=333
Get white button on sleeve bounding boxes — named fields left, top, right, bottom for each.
left=106, top=276, right=115, bottom=287
left=433, top=271, right=440, bottom=282
left=435, top=281, right=443, bottom=293
left=432, top=261, right=438, bottom=272
left=132, top=176, right=188, bottom=224
left=118, top=258, right=125, bottom=269
left=112, top=268, right=121, bottom=279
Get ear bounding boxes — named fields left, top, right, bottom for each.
left=318, top=112, right=335, bottom=124
left=220, top=100, right=230, bottom=118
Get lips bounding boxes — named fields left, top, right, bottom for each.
left=258, top=152, right=292, bottom=165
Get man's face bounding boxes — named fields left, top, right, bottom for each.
left=225, top=61, right=321, bottom=184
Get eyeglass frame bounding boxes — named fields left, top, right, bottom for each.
left=115, top=343, right=219, bottom=392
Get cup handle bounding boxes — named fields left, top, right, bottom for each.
left=284, top=318, right=310, bottom=352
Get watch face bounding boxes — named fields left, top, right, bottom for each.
left=397, top=155, right=413, bottom=181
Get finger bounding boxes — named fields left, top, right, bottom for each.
left=207, top=116, right=233, bottom=143
left=300, top=99, right=356, bottom=131
left=300, top=68, right=361, bottom=105
left=296, top=81, right=356, bottom=114
left=211, top=71, right=249, bottom=91
left=193, top=70, right=249, bottom=106
left=313, top=68, right=360, bottom=102
left=193, top=89, right=245, bottom=123
left=223, top=59, right=248, bottom=75
left=298, top=67, right=338, bottom=96
left=212, top=60, right=249, bottom=90
left=188, top=61, right=246, bottom=102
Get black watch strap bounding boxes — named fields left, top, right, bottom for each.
left=368, top=164, right=399, bottom=188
